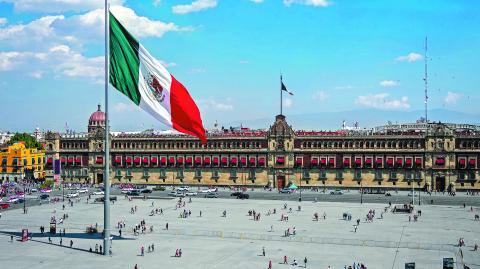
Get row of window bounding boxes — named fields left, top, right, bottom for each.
left=301, top=170, right=423, bottom=180
left=112, top=155, right=267, bottom=167
left=1, top=157, right=44, bottom=166
left=297, top=140, right=424, bottom=150
left=59, top=140, right=267, bottom=150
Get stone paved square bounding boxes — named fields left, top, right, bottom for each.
left=1, top=194, right=479, bottom=269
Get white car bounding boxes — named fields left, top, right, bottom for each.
left=176, top=186, right=189, bottom=192
left=121, top=188, right=133, bottom=194
left=77, top=188, right=89, bottom=194
left=185, top=192, right=198, bottom=196
left=66, top=192, right=79, bottom=198
left=93, top=191, right=105, bottom=195
left=199, top=188, right=217, bottom=193
left=31, top=188, right=38, bottom=192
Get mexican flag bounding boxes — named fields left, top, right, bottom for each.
left=109, top=12, right=206, bottom=143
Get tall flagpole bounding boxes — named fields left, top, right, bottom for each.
left=280, top=75, right=283, bottom=115
left=103, top=0, right=111, bottom=256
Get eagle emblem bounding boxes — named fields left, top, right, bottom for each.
left=147, top=74, right=166, bottom=103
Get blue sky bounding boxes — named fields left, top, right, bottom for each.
left=0, top=0, right=479, bottom=132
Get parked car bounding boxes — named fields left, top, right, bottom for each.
left=39, top=194, right=50, bottom=200
left=127, top=189, right=141, bottom=196
left=94, top=196, right=117, bottom=203
left=141, top=189, right=152, bottom=194
left=174, top=192, right=186, bottom=197
left=231, top=192, right=242, bottom=197
left=77, top=188, right=89, bottom=194
left=92, top=191, right=105, bottom=195
left=279, top=188, right=292, bottom=194
left=205, top=192, right=218, bottom=198
left=185, top=191, right=198, bottom=196
left=237, top=193, right=249, bottom=199
left=330, top=189, right=344, bottom=195
left=0, top=203, right=10, bottom=209
left=31, top=188, right=38, bottom=192
left=200, top=188, right=217, bottom=193
left=176, top=186, right=189, bottom=192
left=153, top=186, right=166, bottom=191
left=66, top=192, right=79, bottom=198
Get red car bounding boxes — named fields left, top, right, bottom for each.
left=0, top=203, right=10, bottom=209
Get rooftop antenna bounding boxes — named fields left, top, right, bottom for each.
left=424, top=36, right=428, bottom=123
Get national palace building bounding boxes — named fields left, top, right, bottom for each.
left=43, top=105, right=480, bottom=191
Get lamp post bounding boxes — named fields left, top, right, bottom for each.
left=360, top=180, right=363, bottom=204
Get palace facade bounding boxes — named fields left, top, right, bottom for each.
left=43, top=106, right=480, bottom=191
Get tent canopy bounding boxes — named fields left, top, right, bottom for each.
left=288, top=184, right=298, bottom=189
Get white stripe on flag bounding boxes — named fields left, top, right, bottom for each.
left=137, top=44, right=173, bottom=128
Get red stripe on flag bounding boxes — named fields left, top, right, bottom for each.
left=170, top=75, right=207, bottom=144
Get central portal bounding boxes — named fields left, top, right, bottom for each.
left=435, top=176, right=446, bottom=192
left=276, top=175, right=285, bottom=190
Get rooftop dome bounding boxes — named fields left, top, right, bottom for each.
left=89, top=104, right=105, bottom=122
left=88, top=104, right=106, bottom=133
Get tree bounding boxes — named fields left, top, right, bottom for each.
left=7, top=133, right=43, bottom=150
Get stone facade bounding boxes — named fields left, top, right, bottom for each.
left=43, top=108, right=480, bottom=191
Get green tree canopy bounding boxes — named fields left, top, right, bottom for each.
left=7, top=133, right=43, bottom=150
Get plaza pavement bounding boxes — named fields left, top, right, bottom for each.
left=0, top=194, right=479, bottom=269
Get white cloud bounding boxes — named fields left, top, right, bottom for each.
left=114, top=102, right=139, bottom=112
left=153, top=0, right=162, bottom=7
left=0, top=17, right=7, bottom=26
left=444, top=91, right=462, bottom=105
left=283, top=0, right=330, bottom=7
left=250, top=0, right=264, bottom=3
left=355, top=93, right=410, bottom=110
left=0, top=6, right=191, bottom=83
left=395, top=52, right=422, bottom=62
left=0, top=45, right=103, bottom=82
left=0, top=15, right=66, bottom=50
left=159, top=60, right=177, bottom=68
left=380, top=80, right=399, bottom=87
left=0, top=0, right=124, bottom=13
left=189, top=68, right=206, bottom=74
left=61, top=5, right=193, bottom=40
left=172, top=0, right=217, bottom=14
left=30, top=71, right=43, bottom=79
left=312, top=90, right=328, bottom=101
left=199, top=98, right=234, bottom=111
left=0, top=51, right=46, bottom=71
left=283, top=97, right=293, bottom=108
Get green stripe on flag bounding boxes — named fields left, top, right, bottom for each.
left=109, top=12, right=141, bottom=106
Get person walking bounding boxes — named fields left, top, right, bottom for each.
left=262, top=246, right=265, bottom=256
left=268, top=260, right=272, bottom=269
left=141, top=246, right=144, bottom=256
left=134, top=264, right=138, bottom=269
left=304, top=257, right=308, bottom=268
left=70, top=240, right=73, bottom=248
left=166, top=223, right=169, bottom=230
left=283, top=255, right=288, bottom=264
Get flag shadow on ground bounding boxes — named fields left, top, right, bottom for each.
left=0, top=231, right=134, bottom=241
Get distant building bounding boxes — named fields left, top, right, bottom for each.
left=43, top=105, right=480, bottom=191
left=0, top=143, right=45, bottom=182
left=0, top=131, right=14, bottom=146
